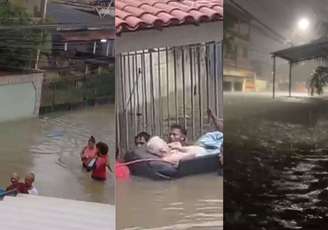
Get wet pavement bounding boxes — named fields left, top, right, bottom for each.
left=116, top=174, right=223, bottom=230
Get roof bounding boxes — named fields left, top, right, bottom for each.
left=272, top=38, right=328, bottom=63
left=115, top=0, right=223, bottom=34
left=48, top=3, right=114, bottom=26
left=58, top=30, right=115, bottom=42
left=0, top=194, right=115, bottom=230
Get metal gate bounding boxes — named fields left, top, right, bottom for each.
left=116, top=41, right=223, bottom=152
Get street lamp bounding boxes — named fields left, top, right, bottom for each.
left=297, top=18, right=310, bottom=31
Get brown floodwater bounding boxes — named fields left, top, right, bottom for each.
left=116, top=174, right=223, bottom=230
left=0, top=105, right=115, bottom=204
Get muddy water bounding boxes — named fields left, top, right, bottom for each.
left=116, top=174, right=223, bottom=229
left=0, top=105, right=115, bottom=204
left=224, top=93, right=328, bottom=230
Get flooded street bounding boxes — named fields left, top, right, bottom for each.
left=0, top=105, right=115, bottom=204
left=116, top=174, right=223, bottom=230
left=224, top=93, right=328, bottom=230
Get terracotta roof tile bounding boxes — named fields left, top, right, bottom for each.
left=116, top=0, right=223, bottom=34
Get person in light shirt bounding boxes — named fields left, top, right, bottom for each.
left=147, top=136, right=204, bottom=167
left=25, top=173, right=38, bottom=195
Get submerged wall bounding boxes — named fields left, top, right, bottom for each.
left=0, top=73, right=43, bottom=123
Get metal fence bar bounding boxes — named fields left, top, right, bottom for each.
left=127, top=54, right=133, bottom=127
left=218, top=43, right=223, bottom=119
left=116, top=57, right=121, bottom=150
left=158, top=49, right=162, bottom=137
left=131, top=53, right=137, bottom=136
left=181, top=47, right=186, bottom=129
left=197, top=45, right=203, bottom=134
left=205, top=44, right=210, bottom=123
left=142, top=50, right=147, bottom=132
left=122, top=54, right=129, bottom=149
left=189, top=46, right=195, bottom=139
left=174, top=47, right=178, bottom=124
left=213, top=42, right=218, bottom=116
left=166, top=47, right=170, bottom=131
left=149, top=51, right=156, bottom=135
left=135, top=54, right=140, bottom=133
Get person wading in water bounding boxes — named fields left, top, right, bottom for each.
left=24, top=173, right=38, bottom=195
left=81, top=136, right=97, bottom=168
left=6, top=173, right=28, bottom=194
left=91, top=142, right=109, bottom=181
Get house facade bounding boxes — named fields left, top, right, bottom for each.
left=116, top=0, right=223, bottom=150
left=223, top=3, right=257, bottom=92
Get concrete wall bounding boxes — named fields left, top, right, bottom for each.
left=116, top=22, right=223, bottom=53
left=0, top=73, right=43, bottom=123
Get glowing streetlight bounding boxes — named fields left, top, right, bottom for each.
left=297, top=18, right=310, bottom=31
left=100, top=39, right=107, bottom=43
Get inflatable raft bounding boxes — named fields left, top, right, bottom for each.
left=124, top=146, right=220, bottom=180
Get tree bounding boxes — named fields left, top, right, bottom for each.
left=223, top=11, right=239, bottom=60
left=0, top=2, right=48, bottom=71
left=309, top=66, right=328, bottom=95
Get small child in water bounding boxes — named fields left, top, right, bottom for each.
left=91, top=142, right=109, bottom=181
left=6, top=173, right=28, bottom=194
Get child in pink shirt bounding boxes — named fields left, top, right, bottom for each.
left=91, top=142, right=109, bottom=181
left=81, top=136, right=97, bottom=168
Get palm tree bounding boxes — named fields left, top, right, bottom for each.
left=309, top=66, right=328, bottom=95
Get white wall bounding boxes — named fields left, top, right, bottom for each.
left=0, top=73, right=43, bottom=123
left=0, top=83, right=36, bottom=121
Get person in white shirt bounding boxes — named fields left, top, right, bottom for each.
left=24, top=173, right=39, bottom=195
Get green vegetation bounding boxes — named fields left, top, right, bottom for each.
left=309, top=66, right=328, bottom=95
left=41, top=67, right=115, bottom=107
left=0, top=1, right=48, bottom=71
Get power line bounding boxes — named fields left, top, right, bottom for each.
left=0, top=23, right=114, bottom=31
left=227, top=0, right=290, bottom=45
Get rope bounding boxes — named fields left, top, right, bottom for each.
left=116, top=158, right=167, bottom=166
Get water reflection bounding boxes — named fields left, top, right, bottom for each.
left=224, top=93, right=328, bottom=229
left=0, top=105, right=115, bottom=204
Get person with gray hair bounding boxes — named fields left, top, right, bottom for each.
left=25, top=173, right=38, bottom=195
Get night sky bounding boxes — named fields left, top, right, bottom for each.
left=231, top=0, right=328, bottom=43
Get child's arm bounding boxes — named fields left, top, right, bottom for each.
left=80, top=146, right=87, bottom=159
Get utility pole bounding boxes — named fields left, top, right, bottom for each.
left=42, top=0, right=48, bottom=21
left=34, top=0, right=48, bottom=70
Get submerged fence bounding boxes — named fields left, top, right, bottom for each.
left=40, top=69, right=115, bottom=112
left=116, top=41, right=223, bottom=152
